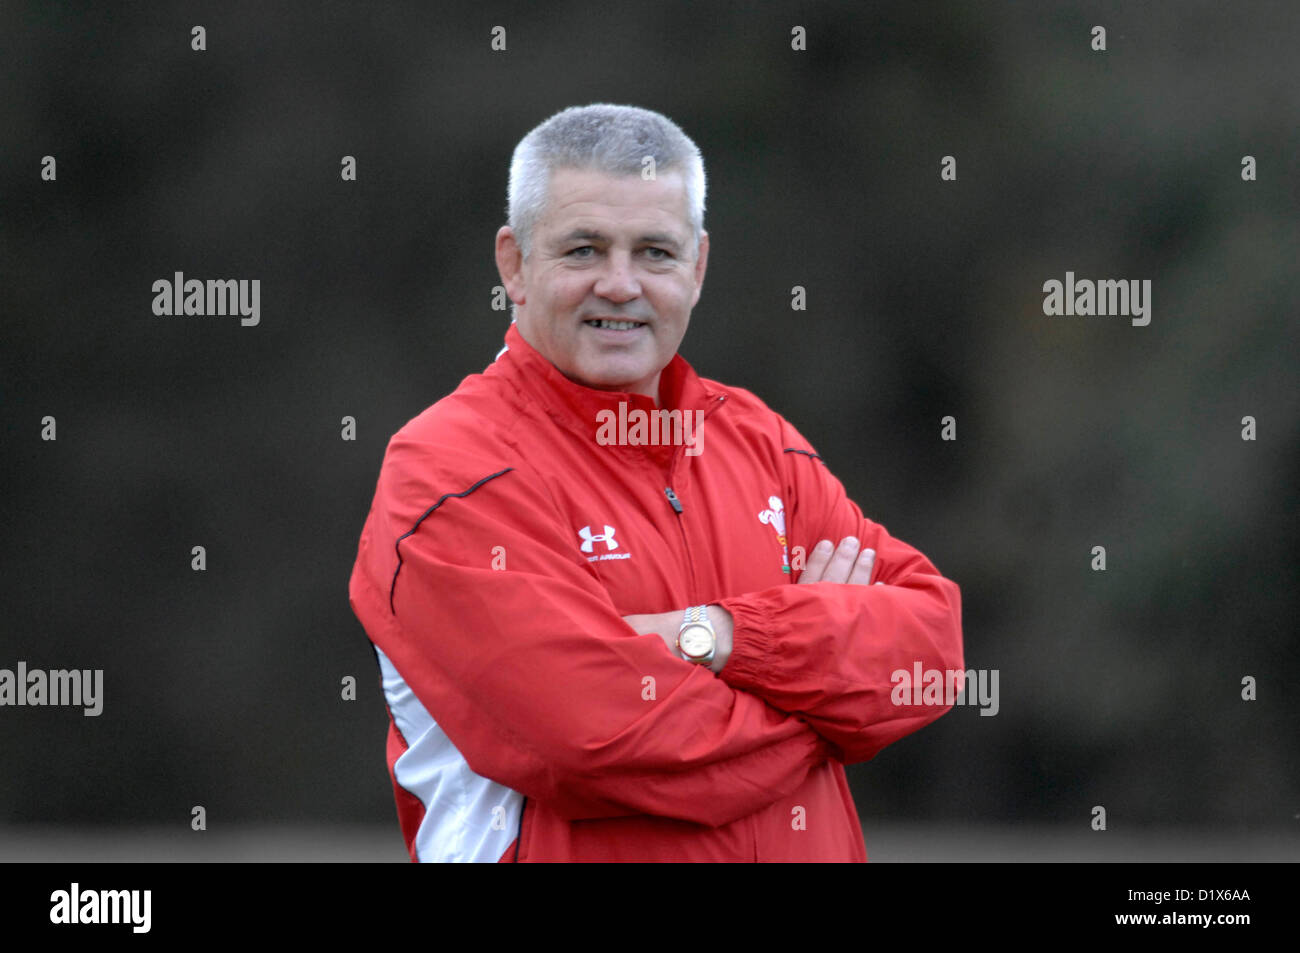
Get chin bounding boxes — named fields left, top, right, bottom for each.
left=579, top=363, right=651, bottom=392
left=587, top=375, right=645, bottom=393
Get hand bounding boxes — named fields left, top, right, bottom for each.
left=621, top=610, right=680, bottom=656
left=622, top=606, right=734, bottom=674
left=798, top=536, right=877, bottom=585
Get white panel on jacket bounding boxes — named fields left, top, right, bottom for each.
left=374, top=645, right=523, bottom=862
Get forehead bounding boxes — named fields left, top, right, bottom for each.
left=538, top=167, right=691, bottom=238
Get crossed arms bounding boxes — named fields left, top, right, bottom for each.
left=623, top=533, right=881, bottom=671
left=350, top=426, right=963, bottom=827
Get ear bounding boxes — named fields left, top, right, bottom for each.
left=689, top=230, right=709, bottom=308
left=495, top=226, right=526, bottom=307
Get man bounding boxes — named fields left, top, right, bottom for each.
left=348, top=103, right=963, bottom=862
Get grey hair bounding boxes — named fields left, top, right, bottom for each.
left=507, top=103, right=706, bottom=262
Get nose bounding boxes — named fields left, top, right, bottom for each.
left=592, top=248, right=641, bottom=303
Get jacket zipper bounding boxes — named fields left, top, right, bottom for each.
left=661, top=395, right=724, bottom=605
left=663, top=396, right=759, bottom=860
left=662, top=485, right=698, bottom=604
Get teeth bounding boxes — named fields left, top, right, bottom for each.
left=588, top=319, right=643, bottom=330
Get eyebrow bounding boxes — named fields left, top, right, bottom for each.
left=557, top=229, right=683, bottom=252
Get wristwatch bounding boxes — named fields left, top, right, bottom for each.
left=676, top=605, right=716, bottom=664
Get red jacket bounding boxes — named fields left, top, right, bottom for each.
left=348, top=323, right=963, bottom=862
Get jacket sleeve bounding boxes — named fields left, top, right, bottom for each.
left=349, top=432, right=831, bottom=828
left=714, top=419, right=964, bottom=766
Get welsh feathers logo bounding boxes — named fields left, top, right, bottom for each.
left=757, top=496, right=790, bottom=574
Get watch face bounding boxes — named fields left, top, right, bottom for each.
left=679, top=625, right=713, bottom=658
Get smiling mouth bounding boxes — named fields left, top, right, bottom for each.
left=584, top=318, right=647, bottom=330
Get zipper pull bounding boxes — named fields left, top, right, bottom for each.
left=664, top=487, right=683, bottom=514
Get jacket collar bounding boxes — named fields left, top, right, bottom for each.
left=489, top=322, right=722, bottom=452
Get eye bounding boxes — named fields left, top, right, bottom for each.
left=644, top=247, right=672, bottom=260
left=567, top=245, right=595, bottom=258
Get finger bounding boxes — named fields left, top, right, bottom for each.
left=799, top=539, right=834, bottom=583
left=822, top=536, right=861, bottom=584
left=846, top=547, right=876, bottom=586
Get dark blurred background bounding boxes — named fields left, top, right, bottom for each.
left=2, top=0, right=1297, bottom=861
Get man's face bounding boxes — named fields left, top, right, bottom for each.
left=496, top=167, right=709, bottom=401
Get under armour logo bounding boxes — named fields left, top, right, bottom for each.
left=578, top=525, right=618, bottom=553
